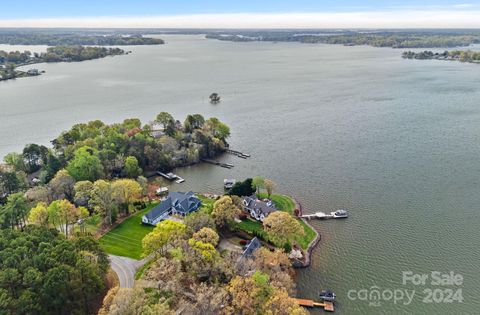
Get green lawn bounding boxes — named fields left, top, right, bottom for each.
left=198, top=195, right=216, bottom=214
left=99, top=203, right=158, bottom=259
left=237, top=194, right=316, bottom=250
left=257, top=193, right=296, bottom=215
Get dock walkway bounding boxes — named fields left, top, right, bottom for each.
left=293, top=298, right=334, bottom=312
left=157, top=171, right=185, bottom=183
left=301, top=212, right=334, bottom=220
left=200, top=159, right=234, bottom=169
left=226, top=149, right=250, bottom=159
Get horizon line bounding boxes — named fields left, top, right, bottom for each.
left=2, top=11, right=480, bottom=29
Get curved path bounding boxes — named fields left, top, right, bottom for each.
left=109, top=255, right=148, bottom=288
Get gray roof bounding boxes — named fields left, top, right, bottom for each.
left=144, top=197, right=172, bottom=221
left=169, top=191, right=201, bottom=215
left=145, top=191, right=201, bottom=221
left=243, top=196, right=277, bottom=215
left=242, top=237, right=261, bottom=258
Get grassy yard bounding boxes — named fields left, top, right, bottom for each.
left=236, top=194, right=316, bottom=250
left=99, top=203, right=158, bottom=259
left=257, top=193, right=296, bottom=215
left=198, top=195, right=216, bottom=214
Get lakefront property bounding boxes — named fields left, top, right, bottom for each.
left=242, top=195, right=277, bottom=221
left=141, top=191, right=202, bottom=225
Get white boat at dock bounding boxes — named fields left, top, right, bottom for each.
left=155, top=187, right=169, bottom=195
left=224, top=179, right=236, bottom=189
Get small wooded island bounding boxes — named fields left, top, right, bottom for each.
left=402, top=50, right=480, bottom=64
left=0, top=46, right=127, bottom=81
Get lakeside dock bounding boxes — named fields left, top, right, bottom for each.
left=301, top=210, right=348, bottom=220
left=293, top=298, right=334, bottom=312
left=201, top=158, right=234, bottom=169
left=156, top=171, right=185, bottom=183
left=226, top=149, right=250, bottom=159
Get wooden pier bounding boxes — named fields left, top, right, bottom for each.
left=201, top=159, right=234, bottom=169
left=301, top=212, right=334, bottom=220
left=157, top=171, right=185, bottom=183
left=226, top=149, right=250, bottom=159
left=301, top=210, right=348, bottom=220
left=293, top=298, right=334, bottom=312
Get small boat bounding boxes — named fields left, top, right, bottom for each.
left=331, top=209, right=348, bottom=219
left=155, top=187, right=169, bottom=195
left=319, top=290, right=336, bottom=302
left=224, top=179, right=236, bottom=189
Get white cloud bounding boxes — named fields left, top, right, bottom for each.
left=1, top=11, right=480, bottom=28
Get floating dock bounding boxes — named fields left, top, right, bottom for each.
left=226, top=149, right=250, bottom=159
left=293, top=298, right=334, bottom=312
left=201, top=159, right=234, bottom=169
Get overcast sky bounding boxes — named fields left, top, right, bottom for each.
left=1, top=1, right=480, bottom=28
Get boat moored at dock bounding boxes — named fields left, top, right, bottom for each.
left=331, top=209, right=348, bottom=218
left=224, top=179, right=236, bottom=189
left=319, top=290, right=336, bottom=302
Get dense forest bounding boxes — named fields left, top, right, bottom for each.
left=0, top=226, right=109, bottom=314
left=206, top=30, right=480, bottom=48
left=0, top=33, right=164, bottom=46
left=402, top=50, right=480, bottom=63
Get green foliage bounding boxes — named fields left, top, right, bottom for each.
left=66, top=146, right=104, bottom=181
left=252, top=176, right=265, bottom=193
left=0, top=193, right=30, bottom=230
left=283, top=242, right=292, bottom=253
left=0, top=226, right=107, bottom=315
left=228, top=178, right=255, bottom=197
left=3, top=152, right=26, bottom=172
left=41, top=151, right=62, bottom=183
left=123, top=156, right=142, bottom=178
left=142, top=220, right=187, bottom=256
left=207, top=31, right=480, bottom=48
left=22, top=144, right=48, bottom=173
left=403, top=49, right=480, bottom=63
left=156, top=112, right=176, bottom=137
left=0, top=33, right=164, bottom=46
left=184, top=209, right=216, bottom=234
left=0, top=170, right=23, bottom=198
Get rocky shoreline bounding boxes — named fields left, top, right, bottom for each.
left=292, top=197, right=321, bottom=268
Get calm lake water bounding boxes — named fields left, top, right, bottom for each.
left=1, top=35, right=479, bottom=314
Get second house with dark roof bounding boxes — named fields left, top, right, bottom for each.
left=242, top=196, right=277, bottom=222
left=142, top=191, right=202, bottom=226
